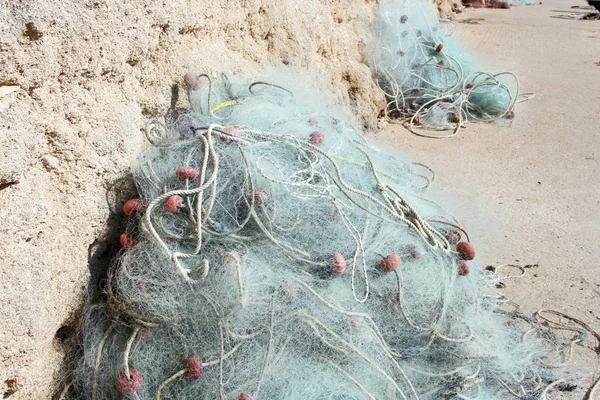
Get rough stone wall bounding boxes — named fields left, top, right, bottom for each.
left=435, top=0, right=464, bottom=17
left=0, top=0, right=452, bottom=398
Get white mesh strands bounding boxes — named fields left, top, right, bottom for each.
left=370, top=0, right=519, bottom=138
left=506, top=0, right=541, bottom=6
left=73, top=73, right=565, bottom=400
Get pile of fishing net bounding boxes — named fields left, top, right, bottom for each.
left=505, top=0, right=541, bottom=6
left=370, top=0, right=525, bottom=138
left=69, top=72, right=583, bottom=400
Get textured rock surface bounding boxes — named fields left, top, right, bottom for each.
left=435, top=0, right=464, bottom=17
left=0, top=1, right=390, bottom=398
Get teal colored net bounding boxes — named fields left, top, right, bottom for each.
left=69, top=72, right=579, bottom=400
left=507, top=0, right=541, bottom=6
left=371, top=0, right=521, bottom=138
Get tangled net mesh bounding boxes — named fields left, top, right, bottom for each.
left=506, top=0, right=541, bottom=6
left=370, top=0, right=530, bottom=138
left=67, top=71, right=595, bottom=400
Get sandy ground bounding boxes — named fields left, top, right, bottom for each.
left=382, top=0, right=600, bottom=396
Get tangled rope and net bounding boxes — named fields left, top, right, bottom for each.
left=66, top=71, right=592, bottom=400
left=371, top=0, right=534, bottom=138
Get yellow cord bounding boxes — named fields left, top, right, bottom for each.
left=212, top=99, right=241, bottom=112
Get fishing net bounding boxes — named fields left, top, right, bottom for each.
left=370, top=0, right=523, bottom=138
left=506, top=0, right=541, bottom=6
left=67, top=71, right=587, bottom=400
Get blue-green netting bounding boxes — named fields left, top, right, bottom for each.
left=371, top=0, right=519, bottom=137
left=71, top=70, right=569, bottom=400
